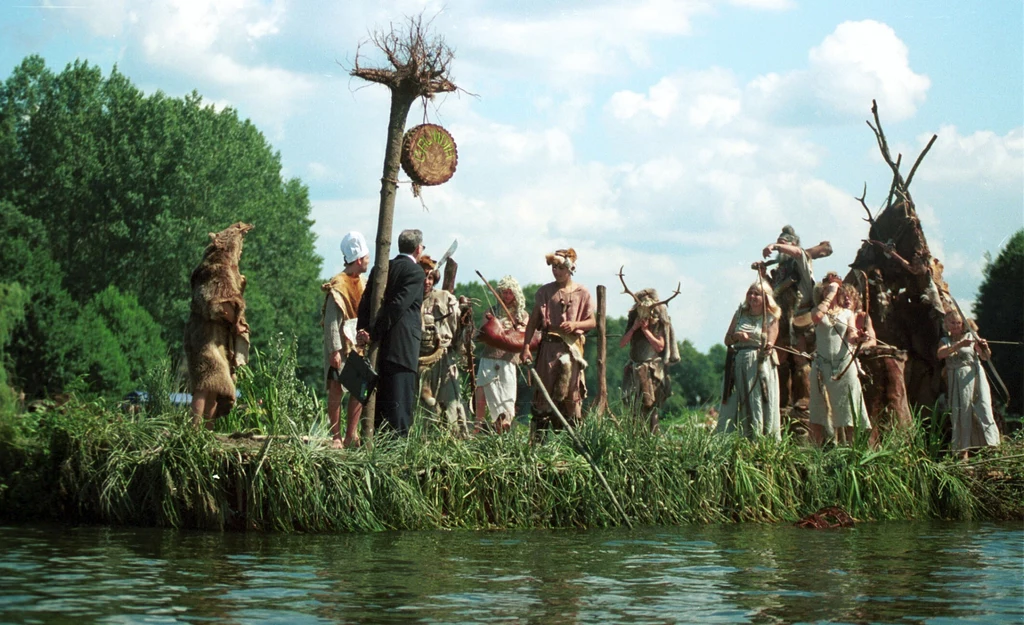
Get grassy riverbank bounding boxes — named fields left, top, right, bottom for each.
left=2, top=393, right=1021, bottom=531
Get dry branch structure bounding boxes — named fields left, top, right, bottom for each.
left=845, top=101, right=947, bottom=431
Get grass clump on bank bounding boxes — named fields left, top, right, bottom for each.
left=2, top=392, right=1021, bottom=531
left=2, top=342, right=1020, bottom=531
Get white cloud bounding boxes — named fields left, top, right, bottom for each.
left=43, top=0, right=130, bottom=37
left=807, top=20, right=930, bottom=121
left=456, top=122, right=575, bottom=166
left=460, top=0, right=712, bottom=81
left=748, top=20, right=930, bottom=124
left=608, top=78, right=680, bottom=122
left=728, top=0, right=795, bottom=9
left=688, top=94, right=741, bottom=128
left=914, top=125, right=1024, bottom=187
left=50, top=0, right=317, bottom=131
left=308, top=162, right=332, bottom=180
left=608, top=67, right=740, bottom=125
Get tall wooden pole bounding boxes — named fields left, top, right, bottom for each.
left=349, top=15, right=459, bottom=442
left=594, top=285, right=609, bottom=417
left=362, top=89, right=416, bottom=442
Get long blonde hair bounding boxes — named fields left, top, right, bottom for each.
left=741, top=279, right=781, bottom=319
left=497, top=275, right=528, bottom=324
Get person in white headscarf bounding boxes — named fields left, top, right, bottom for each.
left=321, top=231, right=370, bottom=448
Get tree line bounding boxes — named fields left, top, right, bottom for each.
left=0, top=57, right=1018, bottom=421
left=0, top=56, right=322, bottom=399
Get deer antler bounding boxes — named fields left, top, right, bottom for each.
left=856, top=182, right=875, bottom=226
left=617, top=266, right=640, bottom=303
left=656, top=282, right=682, bottom=308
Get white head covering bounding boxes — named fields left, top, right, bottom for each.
left=340, top=231, right=369, bottom=264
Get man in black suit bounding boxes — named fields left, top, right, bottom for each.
left=357, top=229, right=426, bottom=436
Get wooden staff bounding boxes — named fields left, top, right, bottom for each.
left=474, top=270, right=515, bottom=322
left=529, top=368, right=633, bottom=529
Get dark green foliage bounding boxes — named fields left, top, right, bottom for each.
left=63, top=287, right=168, bottom=396
left=0, top=56, right=324, bottom=395
left=0, top=200, right=93, bottom=394
left=231, top=335, right=322, bottom=435
left=667, top=340, right=727, bottom=409
left=0, top=282, right=28, bottom=418
left=85, top=286, right=168, bottom=385
left=974, top=229, right=1023, bottom=420
left=0, top=202, right=167, bottom=396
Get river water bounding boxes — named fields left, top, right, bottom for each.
left=0, top=521, right=1020, bottom=624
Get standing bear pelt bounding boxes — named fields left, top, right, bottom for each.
left=184, top=222, right=254, bottom=428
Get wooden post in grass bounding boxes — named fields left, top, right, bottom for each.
left=594, top=285, right=609, bottom=417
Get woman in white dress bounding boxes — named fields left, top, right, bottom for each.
left=808, top=275, right=873, bottom=445
left=936, top=309, right=1000, bottom=459
left=717, top=279, right=781, bottom=440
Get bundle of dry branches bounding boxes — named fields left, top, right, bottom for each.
left=351, top=14, right=457, bottom=98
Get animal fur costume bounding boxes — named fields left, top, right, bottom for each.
left=417, top=255, right=468, bottom=434
left=766, top=225, right=827, bottom=413
left=184, top=222, right=253, bottom=417
left=621, top=288, right=681, bottom=417
left=545, top=248, right=578, bottom=274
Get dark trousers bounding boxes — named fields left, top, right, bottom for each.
left=376, top=360, right=416, bottom=436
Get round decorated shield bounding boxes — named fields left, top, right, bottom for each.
left=400, top=124, right=458, bottom=186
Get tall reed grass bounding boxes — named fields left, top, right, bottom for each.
left=2, top=390, right=1020, bottom=531
left=2, top=338, right=1019, bottom=531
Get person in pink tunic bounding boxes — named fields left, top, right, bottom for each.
left=521, top=248, right=596, bottom=439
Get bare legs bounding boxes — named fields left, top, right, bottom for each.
left=190, top=391, right=219, bottom=430
left=328, top=380, right=362, bottom=448
left=473, top=386, right=514, bottom=434
left=344, top=396, right=362, bottom=447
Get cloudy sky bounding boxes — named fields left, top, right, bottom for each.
left=2, top=0, right=1021, bottom=351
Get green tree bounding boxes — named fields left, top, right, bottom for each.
left=667, top=339, right=725, bottom=408
left=0, top=282, right=28, bottom=416
left=0, top=56, right=324, bottom=391
left=0, top=201, right=82, bottom=395
left=85, top=286, right=168, bottom=389
left=975, top=229, right=1023, bottom=419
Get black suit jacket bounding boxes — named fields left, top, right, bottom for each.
left=357, top=255, right=425, bottom=371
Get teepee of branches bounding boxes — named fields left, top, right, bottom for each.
left=844, top=100, right=957, bottom=433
